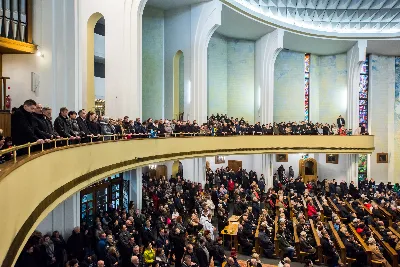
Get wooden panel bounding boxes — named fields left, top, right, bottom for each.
left=156, top=165, right=167, bottom=178
left=228, top=160, right=242, bottom=172
left=0, top=111, right=11, bottom=137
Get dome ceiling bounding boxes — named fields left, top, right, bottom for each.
left=234, top=0, right=400, bottom=34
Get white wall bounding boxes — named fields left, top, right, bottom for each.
left=206, top=155, right=254, bottom=172
left=36, top=193, right=80, bottom=239
left=315, top=153, right=347, bottom=182
left=369, top=55, right=395, bottom=184
left=3, top=0, right=76, bottom=118
left=164, top=7, right=192, bottom=120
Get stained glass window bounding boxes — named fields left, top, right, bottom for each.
left=304, top=53, right=310, bottom=122
left=358, top=56, right=369, bottom=185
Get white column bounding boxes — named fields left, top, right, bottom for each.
left=189, top=0, right=222, bottom=124
left=346, top=40, right=367, bottom=132
left=255, top=29, right=284, bottom=124
left=182, top=158, right=206, bottom=185
left=252, top=154, right=272, bottom=190
left=163, top=161, right=174, bottom=179
left=346, top=154, right=358, bottom=184
left=36, top=193, right=80, bottom=239
left=125, top=168, right=143, bottom=210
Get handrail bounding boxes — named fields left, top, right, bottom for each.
left=0, top=134, right=375, bottom=167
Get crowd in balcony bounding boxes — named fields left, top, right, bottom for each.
left=0, top=100, right=370, bottom=163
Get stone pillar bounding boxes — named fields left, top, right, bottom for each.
left=346, top=154, right=358, bottom=184
left=36, top=193, right=80, bottom=239
left=346, top=40, right=367, bottom=132
left=252, top=154, right=272, bottom=191
left=182, top=157, right=206, bottom=185
left=189, top=0, right=222, bottom=124
left=346, top=41, right=366, bottom=184
left=125, top=168, right=143, bottom=210
left=254, top=29, right=284, bottom=124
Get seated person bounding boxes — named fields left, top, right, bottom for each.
left=258, top=226, right=274, bottom=258
left=277, top=229, right=295, bottom=259
left=237, top=225, right=253, bottom=256
left=367, top=238, right=391, bottom=267
left=344, top=234, right=367, bottom=266
left=299, top=231, right=316, bottom=255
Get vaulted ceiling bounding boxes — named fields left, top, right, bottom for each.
left=235, top=0, right=400, bottom=33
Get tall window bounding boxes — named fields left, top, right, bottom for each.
left=304, top=54, right=310, bottom=122
left=358, top=56, right=369, bottom=183
left=80, top=173, right=129, bottom=226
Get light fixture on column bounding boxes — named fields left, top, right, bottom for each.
left=149, top=164, right=156, bottom=170
left=36, top=46, right=44, bottom=58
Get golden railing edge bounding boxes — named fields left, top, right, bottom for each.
left=0, top=133, right=374, bottom=163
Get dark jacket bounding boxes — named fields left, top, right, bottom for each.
left=32, top=113, right=52, bottom=139
left=77, top=117, right=91, bottom=135
left=195, top=246, right=209, bottom=267
left=54, top=115, right=75, bottom=138
left=86, top=120, right=100, bottom=135
left=70, top=118, right=85, bottom=136
left=11, top=106, right=39, bottom=145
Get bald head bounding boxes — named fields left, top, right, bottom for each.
left=131, top=256, right=139, bottom=265
left=97, top=260, right=105, bottom=267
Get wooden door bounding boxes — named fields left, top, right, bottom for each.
left=228, top=160, right=242, bottom=172
left=156, top=165, right=167, bottom=178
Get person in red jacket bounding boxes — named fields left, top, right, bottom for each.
left=228, top=178, right=235, bottom=200
left=307, top=201, right=318, bottom=219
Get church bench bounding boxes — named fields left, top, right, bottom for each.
left=313, top=196, right=324, bottom=221
left=369, top=225, right=398, bottom=267
left=349, top=224, right=373, bottom=265
left=309, top=219, right=322, bottom=264
left=328, top=221, right=347, bottom=264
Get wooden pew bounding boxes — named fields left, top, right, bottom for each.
left=356, top=199, right=373, bottom=216
left=293, top=218, right=301, bottom=261
left=345, top=200, right=356, bottom=214
left=348, top=224, right=372, bottom=265
left=314, top=196, right=325, bottom=221
left=288, top=196, right=294, bottom=219
left=328, top=221, right=347, bottom=264
left=389, top=226, right=400, bottom=240
left=274, top=216, right=280, bottom=256
left=379, top=205, right=393, bottom=227
left=301, top=196, right=309, bottom=219
left=369, top=225, right=398, bottom=267
left=309, top=219, right=322, bottom=264
left=327, top=197, right=346, bottom=222
left=254, top=217, right=262, bottom=254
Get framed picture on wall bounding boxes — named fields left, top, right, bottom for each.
left=326, top=154, right=339, bottom=164
left=276, top=154, right=288, bottom=162
left=215, top=156, right=225, bottom=164
left=377, top=153, right=388, bottom=163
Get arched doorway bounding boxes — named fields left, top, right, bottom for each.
left=173, top=50, right=184, bottom=120
left=299, top=158, right=318, bottom=183
left=87, top=13, right=104, bottom=111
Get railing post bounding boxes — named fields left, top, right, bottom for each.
left=90, top=136, right=93, bottom=143
left=102, top=135, right=105, bottom=141
left=54, top=139, right=57, bottom=148
left=67, top=138, right=69, bottom=146
left=28, top=142, right=31, bottom=156
left=41, top=142, right=44, bottom=151
left=13, top=148, right=16, bottom=163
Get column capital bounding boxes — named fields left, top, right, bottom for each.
left=255, top=29, right=285, bottom=124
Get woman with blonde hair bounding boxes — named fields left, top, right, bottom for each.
left=105, top=246, right=120, bottom=267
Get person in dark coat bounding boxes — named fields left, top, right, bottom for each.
left=258, top=227, right=274, bottom=258
left=15, top=245, right=38, bottom=267
left=170, top=228, right=185, bottom=267
left=86, top=111, right=101, bottom=136
left=77, top=110, right=91, bottom=136
left=195, top=238, right=210, bottom=267
left=321, top=232, right=339, bottom=267
left=213, top=237, right=226, bottom=267
left=11, top=99, right=45, bottom=146
left=295, top=178, right=306, bottom=195
left=32, top=103, right=53, bottom=140
left=54, top=107, right=80, bottom=141
left=337, top=115, right=345, bottom=128
left=66, top=227, right=85, bottom=262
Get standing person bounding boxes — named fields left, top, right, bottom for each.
left=66, top=227, right=85, bottom=262
left=337, top=115, right=345, bottom=129
left=143, top=243, right=155, bottom=266
left=11, top=99, right=45, bottom=147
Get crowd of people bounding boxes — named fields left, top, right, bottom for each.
left=1, top=101, right=368, bottom=163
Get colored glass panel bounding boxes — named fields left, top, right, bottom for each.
left=358, top=56, right=369, bottom=184
left=304, top=53, right=310, bottom=122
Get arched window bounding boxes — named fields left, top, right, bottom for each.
left=173, top=50, right=184, bottom=120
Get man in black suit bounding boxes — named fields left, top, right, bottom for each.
left=344, top=235, right=366, bottom=266
left=11, top=99, right=46, bottom=151
left=321, top=232, right=339, bottom=267
left=337, top=115, right=345, bottom=128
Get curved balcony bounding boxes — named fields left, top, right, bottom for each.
left=0, top=135, right=374, bottom=267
